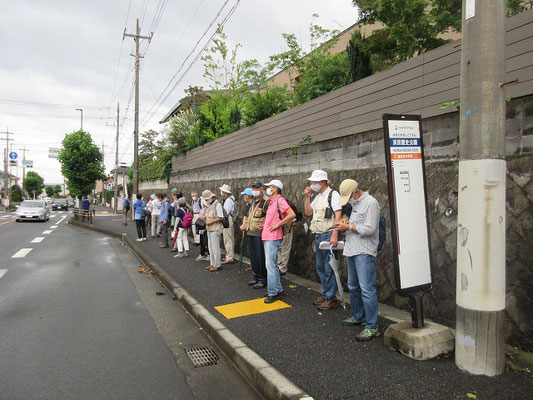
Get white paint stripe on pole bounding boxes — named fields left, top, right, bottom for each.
left=42, top=230, right=53, bottom=234
left=0, top=269, right=7, bottom=279
left=12, top=248, right=33, bottom=258
left=31, top=237, right=45, bottom=243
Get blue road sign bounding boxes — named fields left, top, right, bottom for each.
left=9, top=152, right=18, bottom=160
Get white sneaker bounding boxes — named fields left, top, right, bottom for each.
left=195, top=255, right=204, bottom=261
left=136, top=238, right=143, bottom=242
left=142, top=237, right=147, bottom=241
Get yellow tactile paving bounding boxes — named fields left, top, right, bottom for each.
left=215, top=298, right=291, bottom=319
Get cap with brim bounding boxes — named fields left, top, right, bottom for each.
left=201, top=190, right=215, bottom=200
left=251, top=182, right=263, bottom=188
left=171, top=188, right=179, bottom=194
left=338, top=179, right=358, bottom=206
left=265, top=179, right=283, bottom=190
left=307, top=169, right=330, bottom=183
left=240, top=188, right=253, bottom=196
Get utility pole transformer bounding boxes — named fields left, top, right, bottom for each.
left=456, top=0, right=507, bottom=376
left=123, top=19, right=152, bottom=198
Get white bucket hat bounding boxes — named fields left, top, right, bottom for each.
left=219, top=184, right=232, bottom=194
left=201, top=189, right=215, bottom=200
left=308, top=169, right=329, bottom=182
left=265, top=179, right=283, bottom=190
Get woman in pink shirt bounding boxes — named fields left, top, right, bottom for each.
left=262, top=180, right=296, bottom=303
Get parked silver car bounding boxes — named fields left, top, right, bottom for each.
left=16, top=200, right=50, bottom=222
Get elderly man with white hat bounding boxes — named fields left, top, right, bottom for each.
left=304, top=169, right=342, bottom=311
left=219, top=184, right=235, bottom=264
left=334, top=179, right=381, bottom=342
left=202, top=189, right=225, bottom=271
left=262, top=179, right=296, bottom=303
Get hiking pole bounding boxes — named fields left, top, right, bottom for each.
left=238, top=230, right=245, bottom=275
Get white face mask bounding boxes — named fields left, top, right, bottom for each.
left=207, top=199, right=213, bottom=205
left=266, top=188, right=273, bottom=196
left=192, top=197, right=197, bottom=201
left=310, top=183, right=321, bottom=192
left=251, top=190, right=260, bottom=197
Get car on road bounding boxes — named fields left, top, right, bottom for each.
left=15, top=200, right=50, bottom=222
left=52, top=199, right=69, bottom=211
left=66, top=198, right=75, bottom=208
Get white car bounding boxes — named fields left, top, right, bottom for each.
left=16, top=200, right=50, bottom=222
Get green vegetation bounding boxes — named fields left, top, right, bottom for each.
left=22, top=171, right=44, bottom=197
left=10, top=184, right=23, bottom=202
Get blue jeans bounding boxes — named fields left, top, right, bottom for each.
left=264, top=239, right=283, bottom=296
left=314, top=231, right=338, bottom=300
left=347, top=254, right=378, bottom=329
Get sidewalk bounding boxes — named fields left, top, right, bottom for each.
left=82, top=206, right=533, bottom=400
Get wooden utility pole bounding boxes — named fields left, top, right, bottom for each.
left=1, top=130, right=14, bottom=207
left=456, top=0, right=507, bottom=376
left=123, top=19, right=152, bottom=198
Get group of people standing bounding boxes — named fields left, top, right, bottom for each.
left=120, top=169, right=382, bottom=342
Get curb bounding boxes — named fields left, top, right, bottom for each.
left=69, top=218, right=314, bottom=400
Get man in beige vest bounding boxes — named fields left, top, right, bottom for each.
left=304, top=170, right=342, bottom=310
left=219, top=184, right=235, bottom=264
left=202, top=190, right=225, bottom=271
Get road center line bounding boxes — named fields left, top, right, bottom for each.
left=58, top=216, right=67, bottom=223
left=50, top=226, right=58, bottom=229
left=12, top=248, right=33, bottom=258
left=31, top=237, right=45, bottom=243
left=42, top=230, right=53, bottom=234
left=0, top=220, right=14, bottom=226
left=0, top=269, right=7, bottom=279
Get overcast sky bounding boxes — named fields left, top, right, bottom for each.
left=0, top=0, right=359, bottom=184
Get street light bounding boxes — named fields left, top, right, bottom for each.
left=75, top=108, right=83, bottom=131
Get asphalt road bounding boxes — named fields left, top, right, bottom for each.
left=0, top=210, right=260, bottom=400
left=94, top=210, right=533, bottom=400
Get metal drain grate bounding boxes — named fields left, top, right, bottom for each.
left=185, top=346, right=220, bottom=367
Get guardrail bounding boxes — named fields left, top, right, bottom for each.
left=72, top=207, right=95, bottom=224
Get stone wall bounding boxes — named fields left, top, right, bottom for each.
left=144, top=95, right=533, bottom=350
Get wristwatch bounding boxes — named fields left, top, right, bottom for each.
left=349, top=225, right=353, bottom=232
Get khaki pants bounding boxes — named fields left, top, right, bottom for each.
left=223, top=215, right=234, bottom=261
left=277, top=229, right=293, bottom=273
left=151, top=214, right=161, bottom=236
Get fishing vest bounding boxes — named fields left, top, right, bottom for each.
left=246, top=197, right=268, bottom=232
left=206, top=200, right=222, bottom=232
left=310, top=187, right=335, bottom=234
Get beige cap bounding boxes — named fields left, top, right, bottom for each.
left=219, top=184, right=232, bottom=194
left=201, top=189, right=215, bottom=200
left=338, top=179, right=358, bottom=206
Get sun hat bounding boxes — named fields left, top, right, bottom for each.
left=219, top=184, right=232, bottom=194
left=150, top=193, right=156, bottom=200
left=201, top=190, right=215, bottom=200
left=308, top=170, right=329, bottom=182
left=265, top=179, right=283, bottom=190
left=240, top=188, right=253, bottom=196
left=338, top=179, right=359, bottom=206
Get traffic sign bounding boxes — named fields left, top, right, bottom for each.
left=9, top=152, right=18, bottom=160
left=23, top=160, right=33, bottom=168
left=10, top=160, right=17, bottom=167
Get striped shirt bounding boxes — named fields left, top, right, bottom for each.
left=343, top=192, right=381, bottom=257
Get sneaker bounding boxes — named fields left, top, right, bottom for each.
left=264, top=293, right=281, bottom=304
left=342, top=316, right=366, bottom=326
left=248, top=280, right=258, bottom=286
left=195, top=255, right=205, bottom=261
left=174, top=252, right=185, bottom=258
left=317, top=299, right=338, bottom=311
left=136, top=238, right=143, bottom=242
left=184, top=251, right=189, bottom=257
left=203, top=255, right=210, bottom=261
left=252, top=282, right=266, bottom=289
left=169, top=248, right=178, bottom=253
left=356, top=328, right=380, bottom=342
left=142, top=237, right=147, bottom=241
left=313, top=295, right=327, bottom=305
left=279, top=271, right=287, bottom=277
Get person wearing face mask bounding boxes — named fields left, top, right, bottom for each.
left=335, top=179, right=381, bottom=342
left=219, top=184, right=235, bottom=265
left=151, top=194, right=162, bottom=238
left=241, top=182, right=268, bottom=289
left=304, top=169, right=342, bottom=311
left=262, top=180, right=296, bottom=303
left=202, top=189, right=225, bottom=271
left=191, top=192, right=201, bottom=245
left=195, top=197, right=210, bottom=261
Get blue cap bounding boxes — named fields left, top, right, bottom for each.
left=240, top=188, right=253, bottom=196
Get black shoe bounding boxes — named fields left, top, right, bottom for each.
left=248, top=280, right=258, bottom=286
left=169, top=248, right=178, bottom=253
left=264, top=293, right=281, bottom=303
left=252, top=282, right=265, bottom=289
left=280, top=271, right=287, bottom=277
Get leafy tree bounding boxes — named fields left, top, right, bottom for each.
left=139, top=129, right=164, bottom=163
left=507, top=0, right=533, bottom=16
left=58, top=130, right=105, bottom=197
left=53, top=185, right=62, bottom=197
left=346, top=30, right=373, bottom=83
left=10, top=184, right=23, bottom=202
left=23, top=171, right=45, bottom=197
left=166, top=110, right=197, bottom=155
left=45, top=186, right=54, bottom=198
left=195, top=91, right=243, bottom=143
left=243, top=85, right=294, bottom=126
left=179, top=86, right=210, bottom=113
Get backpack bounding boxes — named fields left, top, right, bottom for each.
left=123, top=199, right=130, bottom=210
left=182, top=209, right=193, bottom=228
left=221, top=206, right=230, bottom=228
left=276, top=198, right=303, bottom=222
left=341, top=203, right=386, bottom=252
left=168, top=203, right=175, bottom=221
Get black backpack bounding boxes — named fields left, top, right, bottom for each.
left=123, top=199, right=130, bottom=210
left=341, top=203, right=386, bottom=251
left=167, top=202, right=175, bottom=221
left=276, top=198, right=303, bottom=222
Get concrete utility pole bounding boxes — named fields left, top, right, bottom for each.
left=76, top=108, right=84, bottom=131
left=114, top=103, right=119, bottom=213
left=20, top=146, right=29, bottom=182
left=1, top=130, right=14, bottom=208
left=456, top=0, right=507, bottom=376
left=123, top=18, right=152, bottom=197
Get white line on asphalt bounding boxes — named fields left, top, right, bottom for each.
left=58, top=211, right=64, bottom=214
left=31, top=237, right=45, bottom=243
left=12, top=248, right=33, bottom=258
left=58, top=216, right=67, bottom=223
left=50, top=226, right=58, bottom=229
left=42, top=230, right=53, bottom=234
left=0, top=269, right=7, bottom=279
left=50, top=215, right=56, bottom=218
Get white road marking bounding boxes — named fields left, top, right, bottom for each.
left=42, top=230, right=53, bottom=234
left=58, top=216, right=67, bottom=223
left=12, top=248, right=33, bottom=258
left=31, top=237, right=45, bottom=243
left=50, top=226, right=58, bottom=229
left=0, top=269, right=7, bottom=279
left=58, top=211, right=64, bottom=214
left=50, top=214, right=56, bottom=218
